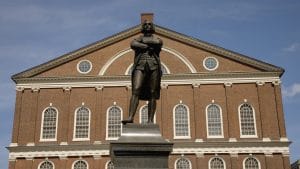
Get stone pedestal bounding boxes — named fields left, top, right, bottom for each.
left=110, top=124, right=173, bottom=169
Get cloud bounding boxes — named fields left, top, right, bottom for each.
left=282, top=83, right=300, bottom=97
left=283, top=43, right=300, bottom=52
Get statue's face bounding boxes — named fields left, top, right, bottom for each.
left=142, top=21, right=154, bottom=34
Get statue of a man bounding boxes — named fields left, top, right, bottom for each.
left=122, top=20, right=163, bottom=124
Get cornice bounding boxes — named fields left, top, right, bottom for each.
left=11, top=25, right=141, bottom=80
left=12, top=23, right=284, bottom=81
left=7, top=141, right=290, bottom=160
left=14, top=72, right=281, bottom=85
left=155, top=26, right=284, bottom=74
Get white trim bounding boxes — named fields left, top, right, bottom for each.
left=162, top=47, right=197, bottom=73
left=99, top=48, right=132, bottom=75
left=238, top=103, right=258, bottom=138
left=99, top=47, right=196, bottom=75
left=243, top=156, right=261, bottom=169
left=206, top=104, right=224, bottom=138
left=173, top=103, right=191, bottom=139
left=15, top=77, right=281, bottom=89
left=175, top=157, right=192, bottom=169
left=208, top=157, right=226, bottom=169
left=77, top=60, right=92, bottom=74
left=161, top=62, right=171, bottom=74
left=139, top=104, right=156, bottom=124
left=203, top=57, right=219, bottom=71
left=125, top=63, right=134, bottom=75
left=105, top=105, right=123, bottom=140
left=40, top=107, right=59, bottom=142
left=8, top=146, right=290, bottom=160
left=72, top=106, right=91, bottom=141
left=72, top=159, right=89, bottom=169
left=171, top=146, right=290, bottom=155
left=38, top=160, right=55, bottom=169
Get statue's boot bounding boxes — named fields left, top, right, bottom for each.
left=121, top=118, right=134, bottom=125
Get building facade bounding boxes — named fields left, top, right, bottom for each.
left=8, top=14, right=291, bottom=169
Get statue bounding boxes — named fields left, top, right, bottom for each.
left=122, top=20, right=163, bottom=124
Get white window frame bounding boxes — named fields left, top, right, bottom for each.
left=77, top=59, right=92, bottom=74
left=238, top=103, right=258, bottom=138
left=174, top=158, right=192, bottom=169
left=40, top=107, right=58, bottom=142
left=73, top=106, right=91, bottom=141
left=106, top=105, right=123, bottom=140
left=72, top=160, right=89, bottom=169
left=139, top=104, right=156, bottom=124
left=206, top=104, right=224, bottom=138
left=203, top=56, right=219, bottom=71
left=208, top=157, right=226, bottom=169
left=173, top=103, right=191, bottom=139
left=243, top=157, right=261, bottom=169
left=105, top=160, right=114, bottom=169
left=38, top=160, right=55, bottom=169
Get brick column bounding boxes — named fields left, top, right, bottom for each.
left=273, top=81, right=287, bottom=138
left=160, top=84, right=168, bottom=137
left=59, top=87, right=71, bottom=144
left=11, top=88, right=24, bottom=144
left=224, top=83, right=238, bottom=140
left=192, top=83, right=203, bottom=141
left=94, top=86, right=103, bottom=142
left=32, top=87, right=40, bottom=144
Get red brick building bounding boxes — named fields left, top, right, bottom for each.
left=8, top=14, right=291, bottom=169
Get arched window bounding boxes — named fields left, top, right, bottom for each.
left=106, top=161, right=114, bottom=169
left=206, top=104, right=223, bottom=138
left=244, top=157, right=260, bottom=169
left=39, top=161, right=54, bottom=169
left=73, top=160, right=88, bottom=169
left=209, top=157, right=225, bottom=169
left=139, top=104, right=156, bottom=124
left=106, top=105, right=122, bottom=140
left=239, top=103, right=257, bottom=137
left=73, top=107, right=90, bottom=140
left=175, top=158, right=192, bottom=169
left=40, top=107, right=58, bottom=141
left=126, top=63, right=170, bottom=75
left=173, top=104, right=190, bottom=139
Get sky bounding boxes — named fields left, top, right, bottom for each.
left=0, top=0, right=300, bottom=168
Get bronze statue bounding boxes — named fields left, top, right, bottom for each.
left=122, top=20, right=163, bottom=124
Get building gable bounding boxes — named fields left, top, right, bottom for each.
left=11, top=24, right=284, bottom=83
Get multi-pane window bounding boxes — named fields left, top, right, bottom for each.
left=39, top=161, right=53, bottom=169
left=74, top=107, right=90, bottom=140
left=207, top=104, right=223, bottom=137
left=107, top=106, right=122, bottom=140
left=239, top=103, right=256, bottom=136
left=106, top=161, right=114, bottom=169
left=210, top=157, right=225, bottom=169
left=244, top=157, right=259, bottom=169
left=73, top=160, right=88, bottom=169
left=41, top=107, right=58, bottom=140
left=176, top=158, right=191, bottom=169
left=174, top=104, right=190, bottom=138
left=140, top=105, right=149, bottom=124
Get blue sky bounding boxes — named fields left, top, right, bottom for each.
left=1, top=0, right=300, bottom=168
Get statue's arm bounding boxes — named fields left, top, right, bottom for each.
left=131, top=38, right=148, bottom=50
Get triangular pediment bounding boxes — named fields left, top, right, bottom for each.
left=12, top=24, right=284, bottom=83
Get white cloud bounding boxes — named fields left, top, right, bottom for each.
left=282, top=83, right=300, bottom=97
left=283, top=43, right=300, bottom=52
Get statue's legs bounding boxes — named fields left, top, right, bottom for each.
left=148, top=69, right=159, bottom=123
left=122, top=70, right=144, bottom=124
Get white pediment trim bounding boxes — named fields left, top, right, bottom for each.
left=98, top=47, right=196, bottom=75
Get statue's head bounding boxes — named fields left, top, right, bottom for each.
left=141, top=20, right=155, bottom=34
